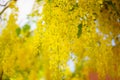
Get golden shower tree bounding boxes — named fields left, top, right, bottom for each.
left=0, top=0, right=120, bottom=80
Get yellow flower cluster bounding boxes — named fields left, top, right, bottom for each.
left=0, top=0, right=120, bottom=80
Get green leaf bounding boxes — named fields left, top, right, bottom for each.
left=78, top=60, right=84, bottom=71
left=69, top=3, right=78, bottom=11
left=22, top=24, right=30, bottom=33
left=16, top=27, right=21, bottom=36
left=37, top=0, right=42, bottom=2
left=48, top=0, right=52, bottom=3
left=2, top=74, right=10, bottom=80
left=106, top=1, right=112, bottom=5
left=77, top=23, right=82, bottom=38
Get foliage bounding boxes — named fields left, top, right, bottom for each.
left=0, top=0, right=120, bottom=80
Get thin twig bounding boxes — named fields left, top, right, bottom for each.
left=0, top=6, right=9, bottom=15
left=0, top=1, right=10, bottom=6
left=0, top=69, right=3, bottom=80
left=0, top=1, right=11, bottom=16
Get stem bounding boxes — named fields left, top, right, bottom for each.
left=0, top=6, right=9, bottom=15
left=0, top=70, right=3, bottom=80
left=0, top=1, right=10, bottom=6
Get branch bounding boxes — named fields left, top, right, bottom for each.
left=0, top=1, right=11, bottom=16
left=0, top=1, right=10, bottom=6
left=0, top=6, right=9, bottom=15
left=0, top=0, right=18, bottom=16
left=0, top=69, right=3, bottom=80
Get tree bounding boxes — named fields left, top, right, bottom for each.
left=0, top=0, right=120, bottom=80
